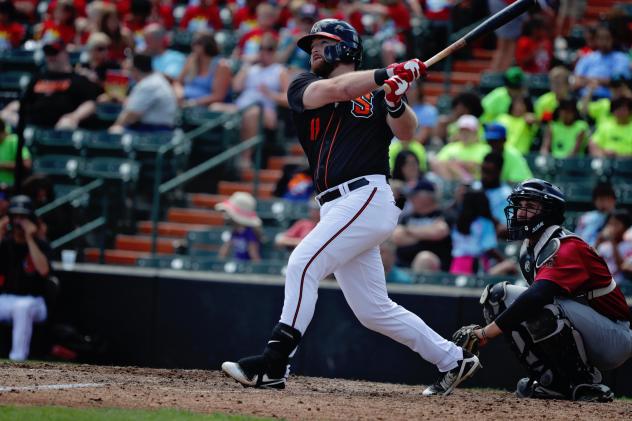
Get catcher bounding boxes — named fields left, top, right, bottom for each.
left=453, top=178, right=632, bottom=402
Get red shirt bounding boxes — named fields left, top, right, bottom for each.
left=179, top=5, right=223, bottom=31
left=38, top=20, right=76, bottom=45
left=237, top=27, right=278, bottom=50
left=47, top=0, right=86, bottom=17
left=515, top=36, right=552, bottom=74
left=0, top=22, right=26, bottom=48
left=535, top=237, right=631, bottom=322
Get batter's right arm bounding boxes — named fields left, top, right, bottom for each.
left=302, top=70, right=380, bottom=110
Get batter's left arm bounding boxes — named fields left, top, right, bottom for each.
left=386, top=103, right=417, bottom=141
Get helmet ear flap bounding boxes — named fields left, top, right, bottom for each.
left=322, top=42, right=362, bottom=68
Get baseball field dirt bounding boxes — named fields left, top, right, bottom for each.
left=1, top=362, right=631, bottom=420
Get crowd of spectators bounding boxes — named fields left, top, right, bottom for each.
left=0, top=0, right=630, bottom=290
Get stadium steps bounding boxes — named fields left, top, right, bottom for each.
left=289, top=143, right=303, bottom=156
left=426, top=71, right=481, bottom=85
left=115, top=234, right=181, bottom=253
left=217, top=181, right=275, bottom=198
left=84, top=248, right=153, bottom=265
left=137, top=221, right=216, bottom=238
left=472, top=48, right=494, bottom=60
left=453, top=60, right=490, bottom=73
left=188, top=193, right=227, bottom=209
left=240, top=168, right=282, bottom=183
left=167, top=208, right=225, bottom=225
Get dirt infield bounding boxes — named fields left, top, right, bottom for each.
left=0, top=362, right=631, bottom=420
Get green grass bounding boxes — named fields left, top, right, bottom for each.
left=0, top=406, right=278, bottom=421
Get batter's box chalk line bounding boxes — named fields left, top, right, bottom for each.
left=0, top=383, right=108, bottom=393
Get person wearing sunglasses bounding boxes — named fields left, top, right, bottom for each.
left=76, top=32, right=121, bottom=85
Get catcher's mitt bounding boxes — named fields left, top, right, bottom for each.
left=452, top=324, right=482, bottom=356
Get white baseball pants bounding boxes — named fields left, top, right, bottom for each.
left=0, top=294, right=47, bottom=361
left=279, top=175, right=463, bottom=372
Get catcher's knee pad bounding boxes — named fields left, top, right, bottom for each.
left=480, top=281, right=509, bottom=324
left=512, top=304, right=601, bottom=386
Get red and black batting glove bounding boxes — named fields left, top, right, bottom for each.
left=384, top=76, right=409, bottom=118
left=386, top=59, right=427, bottom=82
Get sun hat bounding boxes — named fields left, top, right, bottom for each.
left=215, top=192, right=262, bottom=227
left=456, top=114, right=479, bottom=131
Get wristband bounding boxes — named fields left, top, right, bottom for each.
left=480, top=327, right=488, bottom=343
left=387, top=102, right=405, bottom=118
left=374, top=68, right=388, bottom=86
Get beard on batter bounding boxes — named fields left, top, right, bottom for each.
left=312, top=59, right=335, bottom=78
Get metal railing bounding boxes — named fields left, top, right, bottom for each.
left=150, top=105, right=264, bottom=256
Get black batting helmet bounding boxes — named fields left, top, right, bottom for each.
left=504, top=178, right=566, bottom=241
left=297, top=19, right=362, bottom=68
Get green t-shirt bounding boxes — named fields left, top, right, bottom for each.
left=550, top=120, right=589, bottom=158
left=592, top=117, right=632, bottom=156
left=534, top=92, right=559, bottom=120
left=389, top=140, right=428, bottom=172
left=501, top=145, right=533, bottom=183
left=587, top=99, right=611, bottom=123
left=481, top=87, right=511, bottom=124
left=496, top=114, right=536, bottom=155
left=436, top=141, right=491, bottom=163
left=0, top=134, right=31, bottom=185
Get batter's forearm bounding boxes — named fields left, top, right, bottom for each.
left=387, top=104, right=417, bottom=140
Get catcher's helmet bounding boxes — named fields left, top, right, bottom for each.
left=297, top=19, right=362, bottom=68
left=504, top=178, right=566, bottom=241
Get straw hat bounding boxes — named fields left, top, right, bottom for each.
left=215, top=192, right=262, bottom=227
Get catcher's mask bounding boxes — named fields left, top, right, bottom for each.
left=505, top=178, right=565, bottom=241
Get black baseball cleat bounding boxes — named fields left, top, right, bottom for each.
left=515, top=377, right=567, bottom=400
left=422, top=350, right=482, bottom=396
left=221, top=355, right=289, bottom=389
left=572, top=383, right=614, bottom=402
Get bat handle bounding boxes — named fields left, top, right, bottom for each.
left=382, top=38, right=467, bottom=94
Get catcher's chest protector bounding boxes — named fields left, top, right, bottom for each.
left=519, top=225, right=580, bottom=285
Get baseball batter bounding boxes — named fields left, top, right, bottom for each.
left=456, top=179, right=632, bottom=402
left=222, top=18, right=481, bottom=396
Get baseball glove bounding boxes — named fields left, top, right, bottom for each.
left=452, top=324, right=482, bottom=356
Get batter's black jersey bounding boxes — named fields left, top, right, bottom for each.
left=287, top=72, right=394, bottom=193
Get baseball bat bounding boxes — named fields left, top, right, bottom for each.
left=383, top=0, right=540, bottom=93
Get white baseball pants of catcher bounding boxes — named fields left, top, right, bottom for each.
left=0, top=294, right=47, bottom=361
left=279, top=174, right=463, bottom=372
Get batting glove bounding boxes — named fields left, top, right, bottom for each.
left=386, top=59, right=426, bottom=82
left=384, top=76, right=409, bottom=108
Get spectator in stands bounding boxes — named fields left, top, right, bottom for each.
left=21, top=174, right=69, bottom=242
left=450, top=189, right=501, bottom=275
left=481, top=66, right=526, bottom=124
left=179, top=0, right=223, bottom=33
left=487, top=0, right=527, bottom=72
left=0, top=121, right=31, bottom=188
left=495, top=95, right=537, bottom=155
left=581, top=76, right=632, bottom=124
left=473, top=152, right=512, bottom=231
left=233, top=2, right=279, bottom=63
left=534, top=66, right=572, bottom=121
left=392, top=180, right=451, bottom=273
left=0, top=0, right=25, bottom=50
left=76, top=32, right=121, bottom=85
left=432, top=115, right=489, bottom=182
left=573, top=24, right=631, bottom=100
left=408, top=82, right=439, bottom=145
left=0, top=195, right=51, bottom=361
left=109, top=53, right=177, bottom=133
left=380, top=241, right=413, bottom=284
left=216, top=192, right=262, bottom=262
left=515, top=15, right=553, bottom=74
left=0, top=40, right=103, bottom=129
left=596, top=210, right=632, bottom=285
left=556, top=0, right=586, bottom=37
left=275, top=199, right=319, bottom=250
left=282, top=168, right=314, bottom=202
left=99, top=6, right=135, bottom=61
left=576, top=181, right=617, bottom=247
left=175, top=31, right=232, bottom=108
left=0, top=185, right=8, bottom=219
left=540, top=99, right=589, bottom=158
left=125, top=0, right=153, bottom=52
left=436, top=92, right=484, bottom=142
left=391, top=150, right=429, bottom=210
left=142, top=23, right=186, bottom=80
left=276, top=2, right=318, bottom=74
left=36, top=0, right=78, bottom=47
left=147, top=0, right=173, bottom=30
left=589, top=97, right=632, bottom=158
left=215, top=33, right=289, bottom=168
left=483, top=122, right=533, bottom=183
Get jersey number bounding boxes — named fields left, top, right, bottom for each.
left=351, top=94, right=374, bottom=119
left=309, top=117, right=320, bottom=141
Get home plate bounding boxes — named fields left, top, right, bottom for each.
left=0, top=383, right=107, bottom=393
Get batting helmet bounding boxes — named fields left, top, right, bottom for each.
left=504, top=178, right=566, bottom=241
left=297, top=19, right=362, bottom=68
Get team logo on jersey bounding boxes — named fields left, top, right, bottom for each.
left=351, top=93, right=374, bottom=118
